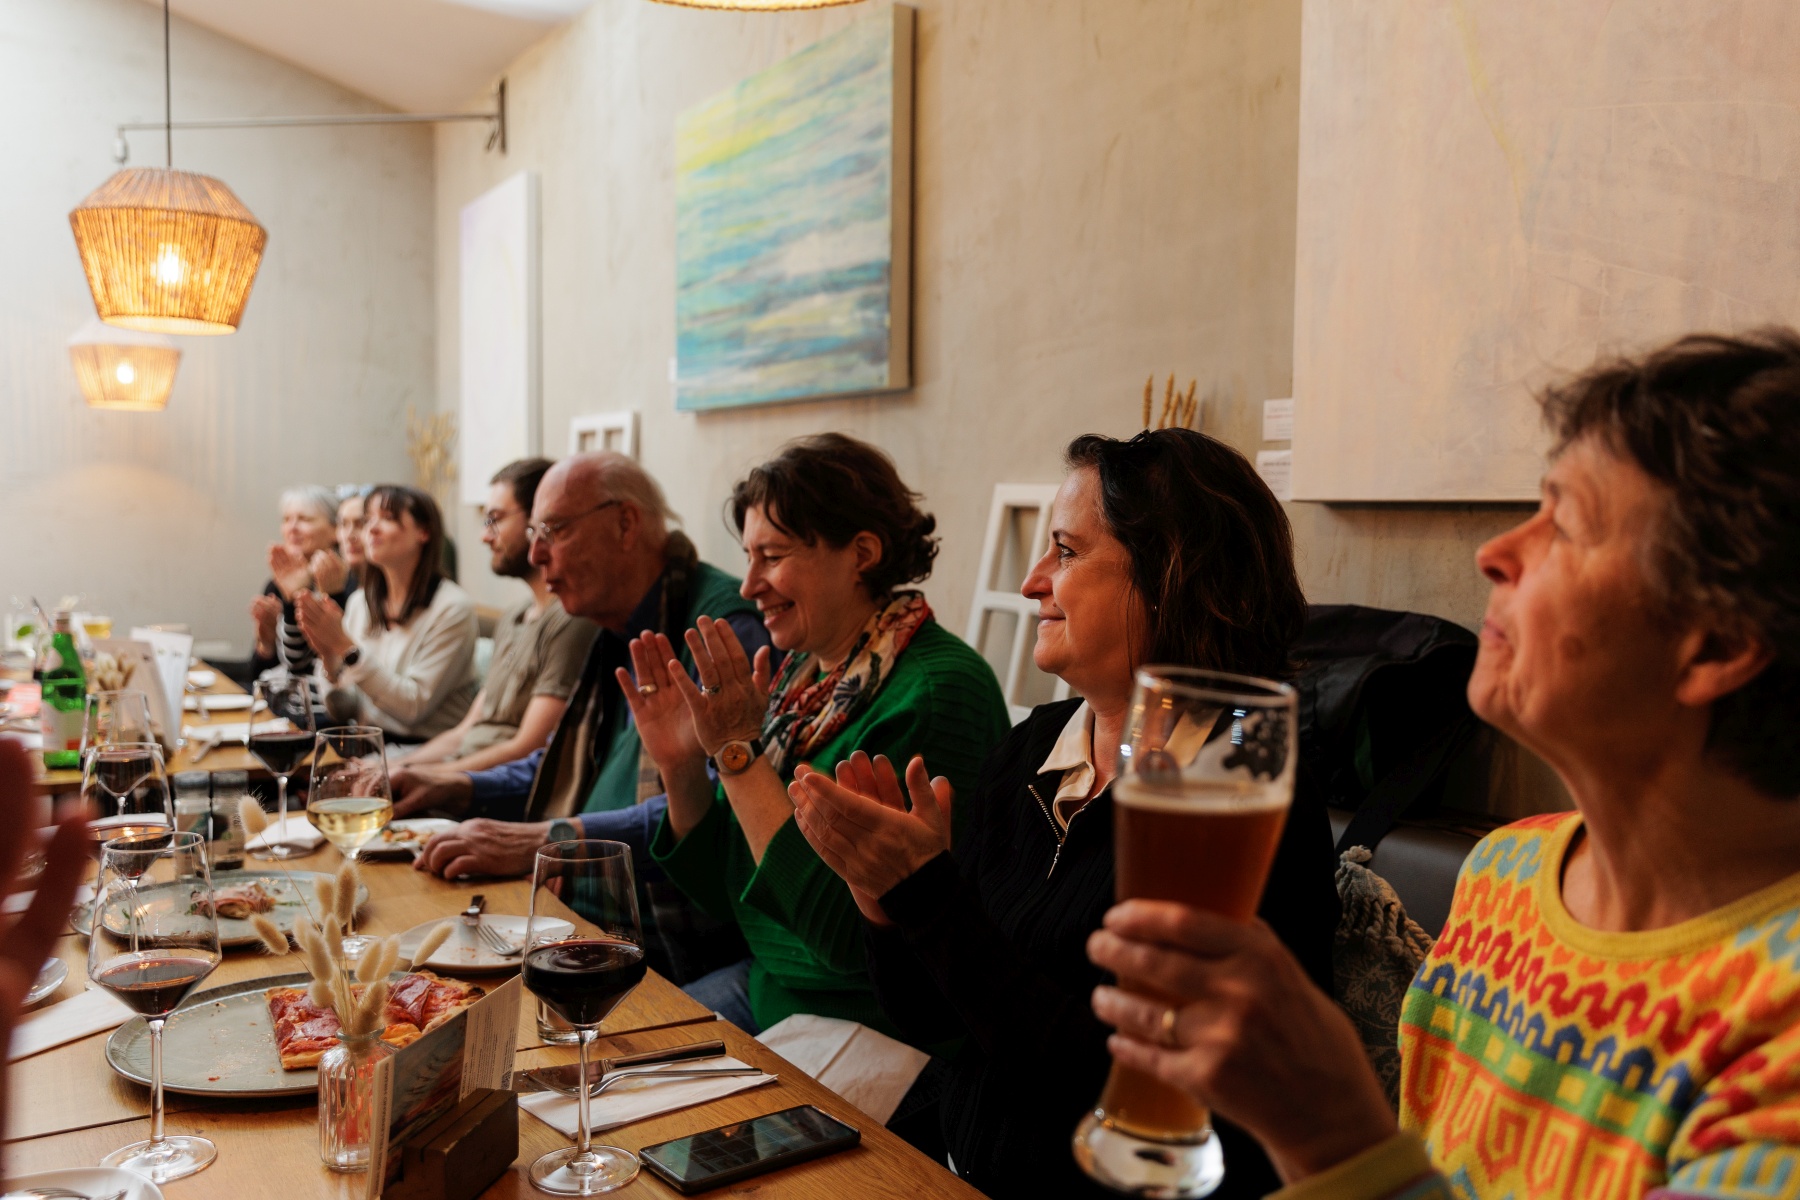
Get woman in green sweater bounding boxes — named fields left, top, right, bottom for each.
left=618, top=433, right=1010, bottom=1037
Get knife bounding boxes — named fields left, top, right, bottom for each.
left=512, top=1039, right=730, bottom=1095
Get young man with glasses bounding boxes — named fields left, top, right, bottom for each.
left=393, top=458, right=598, bottom=774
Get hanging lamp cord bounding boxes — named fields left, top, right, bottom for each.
left=163, top=0, right=172, bottom=167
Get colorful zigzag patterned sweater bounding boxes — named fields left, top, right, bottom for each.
left=1278, top=811, right=1800, bottom=1200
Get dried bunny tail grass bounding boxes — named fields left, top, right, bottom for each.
left=320, top=916, right=345, bottom=966
left=307, top=980, right=333, bottom=1009
left=237, top=796, right=268, bottom=837
left=356, top=935, right=398, bottom=985
left=352, top=979, right=391, bottom=1037
left=301, top=930, right=337, bottom=986
left=373, top=937, right=401, bottom=983
left=333, top=862, right=360, bottom=928
left=250, top=914, right=290, bottom=956
left=292, top=915, right=318, bottom=954
left=313, top=876, right=338, bottom=919
left=407, top=922, right=451, bottom=969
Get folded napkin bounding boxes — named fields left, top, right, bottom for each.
left=246, top=813, right=324, bottom=852
left=2, top=882, right=93, bottom=916
left=182, top=717, right=288, bottom=743
left=518, top=1056, right=776, bottom=1136
left=757, top=1014, right=928, bottom=1124
left=8, top=987, right=135, bottom=1061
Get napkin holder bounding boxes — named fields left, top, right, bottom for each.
left=384, top=1088, right=518, bottom=1200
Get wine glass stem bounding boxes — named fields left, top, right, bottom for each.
left=576, top=1027, right=596, bottom=1162
left=344, top=848, right=357, bottom=936
left=149, top=1016, right=167, bottom=1148
left=276, top=774, right=288, bottom=843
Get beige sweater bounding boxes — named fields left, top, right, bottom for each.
left=335, top=580, right=479, bottom=740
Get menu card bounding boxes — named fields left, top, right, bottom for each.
left=366, top=975, right=521, bottom=1199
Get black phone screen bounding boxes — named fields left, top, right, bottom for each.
left=640, top=1105, right=859, bottom=1190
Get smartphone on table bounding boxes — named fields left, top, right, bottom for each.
left=638, top=1104, right=860, bottom=1194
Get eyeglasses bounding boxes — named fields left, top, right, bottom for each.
left=525, top=499, right=621, bottom=546
left=481, top=510, right=516, bottom=533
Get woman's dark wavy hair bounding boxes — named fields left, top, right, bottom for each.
left=360, top=485, right=447, bottom=632
left=729, top=433, right=938, bottom=597
left=1541, top=327, right=1800, bottom=797
left=1065, top=429, right=1305, bottom=680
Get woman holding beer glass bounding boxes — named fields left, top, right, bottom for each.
left=789, top=429, right=1339, bottom=1199
left=1086, top=332, right=1800, bottom=1199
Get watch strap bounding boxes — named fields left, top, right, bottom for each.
left=547, top=818, right=581, bottom=845
left=709, top=737, right=766, bottom=776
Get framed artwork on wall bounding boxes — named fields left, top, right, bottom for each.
left=568, top=410, right=638, bottom=458
left=459, top=170, right=541, bottom=504
left=674, top=6, right=914, bottom=412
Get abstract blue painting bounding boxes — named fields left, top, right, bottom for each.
left=675, top=7, right=913, bottom=411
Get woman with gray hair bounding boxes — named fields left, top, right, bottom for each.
left=249, top=484, right=354, bottom=678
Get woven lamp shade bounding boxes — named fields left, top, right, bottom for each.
left=69, top=167, right=267, bottom=336
left=68, top=319, right=181, bottom=412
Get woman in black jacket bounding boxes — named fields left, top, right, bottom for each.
left=788, top=429, right=1340, bottom=1200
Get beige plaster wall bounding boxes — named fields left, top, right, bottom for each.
left=1, top=0, right=431, bottom=654
left=435, top=0, right=1567, bottom=816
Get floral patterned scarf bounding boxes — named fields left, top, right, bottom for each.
left=762, top=591, right=932, bottom=776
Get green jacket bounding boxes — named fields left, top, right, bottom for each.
left=651, top=617, right=1011, bottom=1040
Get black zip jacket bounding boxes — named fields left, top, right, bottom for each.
left=868, top=697, right=1341, bottom=1200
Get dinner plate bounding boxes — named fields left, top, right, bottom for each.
left=106, top=971, right=321, bottom=1097
left=72, top=869, right=370, bottom=948
left=396, top=914, right=573, bottom=972
left=360, top=817, right=458, bottom=859
left=185, top=668, right=217, bottom=688
left=25, top=957, right=67, bottom=1007
left=2, top=1165, right=163, bottom=1200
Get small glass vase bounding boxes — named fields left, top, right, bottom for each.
left=318, top=1030, right=395, bottom=1172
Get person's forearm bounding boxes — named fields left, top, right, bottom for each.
left=403, top=712, right=476, bottom=764
left=662, top=755, right=721, bottom=840
left=447, top=730, right=554, bottom=774
left=719, top=761, right=795, bottom=863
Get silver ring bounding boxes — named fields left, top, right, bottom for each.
left=637, top=683, right=657, bottom=696
left=1160, top=1006, right=1181, bottom=1047
left=699, top=684, right=721, bottom=696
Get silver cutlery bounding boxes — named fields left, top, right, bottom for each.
left=515, top=1040, right=730, bottom=1096
left=474, top=922, right=522, bottom=957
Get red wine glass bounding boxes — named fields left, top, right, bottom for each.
left=523, top=839, right=644, bottom=1195
left=250, top=672, right=317, bottom=860
left=88, top=829, right=222, bottom=1182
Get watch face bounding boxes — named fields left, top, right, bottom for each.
left=718, top=742, right=753, bottom=773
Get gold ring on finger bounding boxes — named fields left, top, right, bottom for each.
left=699, top=684, right=721, bottom=696
left=1160, top=1006, right=1181, bottom=1047
left=638, top=683, right=657, bottom=696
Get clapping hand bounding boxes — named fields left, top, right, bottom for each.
left=614, top=631, right=709, bottom=777
left=789, top=751, right=954, bottom=927
left=268, top=542, right=312, bottom=600
left=295, top=590, right=355, bottom=665
left=249, top=593, right=282, bottom=658
left=309, top=548, right=349, bottom=596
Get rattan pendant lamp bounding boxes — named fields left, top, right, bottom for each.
left=647, top=0, right=864, bottom=9
left=68, top=320, right=182, bottom=412
left=68, top=0, right=266, bottom=335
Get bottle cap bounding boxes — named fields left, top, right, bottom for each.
left=52, top=610, right=74, bottom=633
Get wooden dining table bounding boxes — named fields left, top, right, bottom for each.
left=8, top=674, right=982, bottom=1199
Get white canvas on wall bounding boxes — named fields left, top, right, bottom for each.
left=459, top=171, right=540, bottom=504
left=569, top=411, right=639, bottom=459
left=1293, top=0, right=1800, bottom=501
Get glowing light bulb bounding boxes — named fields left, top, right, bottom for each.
left=154, top=244, right=185, bottom=286
left=115, top=361, right=137, bottom=385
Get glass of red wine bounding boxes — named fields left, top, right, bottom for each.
left=524, top=839, right=646, bottom=1195
left=88, top=829, right=222, bottom=1182
left=250, top=672, right=318, bottom=860
left=82, top=739, right=172, bottom=829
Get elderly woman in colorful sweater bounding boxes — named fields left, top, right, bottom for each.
left=618, top=433, right=1011, bottom=1038
left=1086, top=329, right=1800, bottom=1200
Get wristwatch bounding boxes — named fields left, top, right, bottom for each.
left=711, top=738, right=766, bottom=777
left=547, top=818, right=581, bottom=846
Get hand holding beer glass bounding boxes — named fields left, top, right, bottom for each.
left=1072, top=667, right=1296, bottom=1198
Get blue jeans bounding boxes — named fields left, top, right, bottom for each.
left=681, top=958, right=758, bottom=1033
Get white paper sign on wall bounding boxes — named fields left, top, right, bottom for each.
left=459, top=171, right=541, bottom=504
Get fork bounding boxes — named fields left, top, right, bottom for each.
left=474, top=921, right=522, bottom=957
left=538, top=1066, right=767, bottom=1100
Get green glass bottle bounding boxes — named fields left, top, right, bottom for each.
left=39, top=611, right=86, bottom=769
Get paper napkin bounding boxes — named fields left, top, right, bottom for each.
left=245, top=813, right=324, bottom=852
left=8, top=987, right=135, bottom=1061
left=757, top=1013, right=928, bottom=1124
left=518, top=1056, right=776, bottom=1136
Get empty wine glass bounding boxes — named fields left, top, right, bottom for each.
left=523, top=841, right=646, bottom=1195
left=307, top=725, right=392, bottom=958
left=82, top=689, right=156, bottom=757
left=89, top=830, right=222, bottom=1182
left=249, top=673, right=317, bottom=860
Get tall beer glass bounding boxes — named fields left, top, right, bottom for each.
left=1072, top=667, right=1297, bottom=1198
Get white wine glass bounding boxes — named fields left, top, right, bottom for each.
left=89, top=830, right=222, bottom=1182
left=523, top=841, right=645, bottom=1195
left=307, top=724, right=391, bottom=958
left=250, top=672, right=317, bottom=860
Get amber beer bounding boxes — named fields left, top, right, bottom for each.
left=1098, top=776, right=1291, bottom=1140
